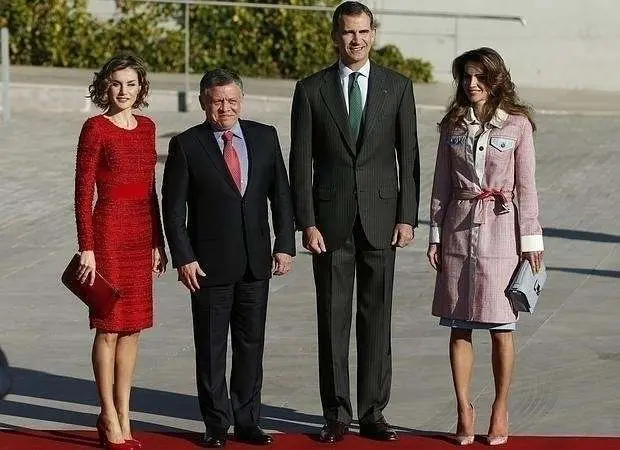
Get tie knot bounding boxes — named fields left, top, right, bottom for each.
left=349, top=72, right=360, bottom=84
left=223, top=130, right=233, bottom=143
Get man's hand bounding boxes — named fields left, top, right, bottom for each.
left=427, top=243, right=441, bottom=271
left=177, top=261, right=206, bottom=293
left=391, top=223, right=414, bottom=248
left=272, top=253, right=293, bottom=276
left=302, top=226, right=327, bottom=254
left=522, top=251, right=544, bottom=273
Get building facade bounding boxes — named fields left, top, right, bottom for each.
left=367, top=0, right=618, bottom=91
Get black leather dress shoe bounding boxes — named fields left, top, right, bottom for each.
left=234, top=426, right=273, bottom=445
left=202, top=428, right=228, bottom=448
left=359, top=419, right=398, bottom=441
left=319, top=421, right=349, bottom=443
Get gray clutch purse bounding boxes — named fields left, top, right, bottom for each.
left=507, top=260, right=547, bottom=314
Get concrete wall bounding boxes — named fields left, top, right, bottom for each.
left=367, top=0, right=619, bottom=91
left=87, top=0, right=116, bottom=20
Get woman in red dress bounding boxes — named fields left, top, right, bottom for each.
left=74, top=53, right=167, bottom=449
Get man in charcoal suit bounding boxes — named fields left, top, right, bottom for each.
left=162, top=69, right=295, bottom=448
left=289, top=1, right=420, bottom=443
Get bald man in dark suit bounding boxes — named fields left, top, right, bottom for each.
left=289, top=1, right=420, bottom=444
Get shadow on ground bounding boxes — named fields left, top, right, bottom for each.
left=546, top=267, right=620, bottom=278
left=543, top=227, right=620, bottom=243
left=0, top=367, right=433, bottom=436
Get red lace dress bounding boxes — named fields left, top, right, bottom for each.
left=74, top=114, right=164, bottom=332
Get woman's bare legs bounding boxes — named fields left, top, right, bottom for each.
left=449, top=328, right=475, bottom=437
left=114, top=332, right=140, bottom=441
left=92, top=331, right=124, bottom=444
left=488, top=330, right=514, bottom=438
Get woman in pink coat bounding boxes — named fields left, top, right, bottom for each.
left=427, top=47, right=544, bottom=446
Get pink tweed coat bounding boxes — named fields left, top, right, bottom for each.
left=429, top=108, right=544, bottom=324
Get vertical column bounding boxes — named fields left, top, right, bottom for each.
left=179, top=0, right=191, bottom=112
left=1, top=27, right=11, bottom=123
left=453, top=17, right=460, bottom=57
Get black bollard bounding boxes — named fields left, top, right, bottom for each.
left=0, top=346, right=10, bottom=399
left=178, top=91, right=188, bottom=112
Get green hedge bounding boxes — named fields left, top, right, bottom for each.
left=0, top=0, right=433, bottom=82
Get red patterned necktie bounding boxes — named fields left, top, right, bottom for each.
left=222, top=130, right=242, bottom=191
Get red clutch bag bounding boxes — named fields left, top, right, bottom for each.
left=61, top=253, right=120, bottom=317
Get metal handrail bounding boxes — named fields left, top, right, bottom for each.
left=138, top=0, right=526, bottom=24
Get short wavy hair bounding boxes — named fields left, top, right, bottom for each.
left=442, top=47, right=535, bottom=131
left=88, top=53, right=150, bottom=110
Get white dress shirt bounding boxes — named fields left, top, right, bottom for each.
left=339, top=59, right=370, bottom=113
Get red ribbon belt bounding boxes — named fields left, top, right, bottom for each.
left=454, top=188, right=512, bottom=224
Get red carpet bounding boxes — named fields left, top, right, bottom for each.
left=0, top=432, right=619, bottom=449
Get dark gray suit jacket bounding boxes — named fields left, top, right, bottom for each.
left=289, top=61, right=420, bottom=250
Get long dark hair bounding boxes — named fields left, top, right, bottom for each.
left=442, top=47, right=535, bottom=131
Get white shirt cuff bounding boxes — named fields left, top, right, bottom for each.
left=521, top=235, right=544, bottom=252
left=429, top=226, right=441, bottom=244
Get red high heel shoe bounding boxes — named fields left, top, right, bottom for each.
left=124, top=439, right=142, bottom=449
left=96, top=416, right=135, bottom=450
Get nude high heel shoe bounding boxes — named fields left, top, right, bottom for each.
left=455, top=434, right=475, bottom=446
left=454, top=403, right=475, bottom=446
left=485, top=435, right=508, bottom=446
left=486, top=410, right=508, bottom=446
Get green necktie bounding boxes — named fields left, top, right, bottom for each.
left=348, top=72, right=363, bottom=141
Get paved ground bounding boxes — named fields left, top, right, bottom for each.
left=0, top=68, right=619, bottom=438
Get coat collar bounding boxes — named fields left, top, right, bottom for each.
left=320, top=63, right=356, bottom=155
left=360, top=61, right=388, bottom=143
left=465, top=107, right=509, bottom=128
left=211, top=121, right=244, bottom=141
left=337, top=58, right=371, bottom=81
